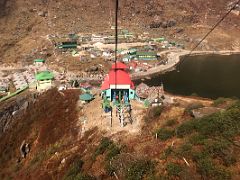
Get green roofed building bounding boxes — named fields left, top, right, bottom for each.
left=34, top=59, right=45, bottom=66
left=128, top=48, right=137, bottom=55
left=123, top=54, right=135, bottom=62
left=57, top=42, right=77, bottom=49
left=35, top=71, right=54, bottom=91
left=152, top=37, right=165, bottom=43
left=35, top=71, right=54, bottom=81
left=0, top=86, right=8, bottom=93
left=136, top=52, right=158, bottom=61
left=34, top=59, right=45, bottom=63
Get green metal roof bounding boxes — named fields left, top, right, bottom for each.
left=34, top=59, right=45, bottom=63
left=136, top=52, right=157, bottom=56
left=169, top=42, right=176, bottom=45
left=0, top=86, right=7, bottom=91
left=128, top=48, right=137, bottom=55
left=79, top=93, right=94, bottom=101
left=35, top=71, right=54, bottom=81
left=129, top=48, right=137, bottom=52
left=57, top=44, right=77, bottom=49
left=123, top=54, right=135, bottom=59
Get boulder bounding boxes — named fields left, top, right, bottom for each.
left=153, top=15, right=161, bottom=22
left=20, top=141, right=30, bottom=158
left=191, top=107, right=224, bottom=118
left=161, top=21, right=168, bottom=28
left=176, top=28, right=184, bottom=33
left=167, top=19, right=177, bottom=27
left=149, top=22, right=162, bottom=28
left=89, top=66, right=98, bottom=72
left=38, top=11, right=48, bottom=17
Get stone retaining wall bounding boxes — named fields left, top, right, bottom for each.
left=0, top=92, right=38, bottom=137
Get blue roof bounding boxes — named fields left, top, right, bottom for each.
left=79, top=93, right=94, bottom=101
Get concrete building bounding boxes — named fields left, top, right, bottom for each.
left=35, top=71, right=54, bottom=91
left=122, top=55, right=135, bottom=62
left=34, top=59, right=45, bottom=66
left=136, top=52, right=158, bottom=61
left=91, top=34, right=106, bottom=43
left=12, top=73, right=28, bottom=90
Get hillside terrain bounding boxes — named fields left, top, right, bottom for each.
left=0, top=0, right=239, bottom=66
left=0, top=89, right=240, bottom=179
left=0, top=1, right=240, bottom=179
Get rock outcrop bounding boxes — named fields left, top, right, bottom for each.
left=0, top=92, right=38, bottom=137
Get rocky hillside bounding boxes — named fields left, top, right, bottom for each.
left=0, top=1, right=240, bottom=179
left=0, top=0, right=239, bottom=64
left=0, top=88, right=240, bottom=179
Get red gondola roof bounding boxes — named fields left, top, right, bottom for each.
left=101, top=74, right=110, bottom=90
left=101, top=69, right=135, bottom=90
left=111, top=62, right=128, bottom=70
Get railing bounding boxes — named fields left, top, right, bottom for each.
left=0, top=85, right=29, bottom=103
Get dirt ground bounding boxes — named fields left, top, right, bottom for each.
left=1, top=87, right=240, bottom=179
left=0, top=0, right=240, bottom=178
left=0, top=0, right=239, bottom=70
left=0, top=88, right=82, bottom=179
left=80, top=94, right=145, bottom=136
left=0, top=87, right=148, bottom=178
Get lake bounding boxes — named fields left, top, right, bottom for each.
left=135, top=54, right=240, bottom=99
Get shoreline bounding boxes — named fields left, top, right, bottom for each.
left=131, top=50, right=240, bottom=81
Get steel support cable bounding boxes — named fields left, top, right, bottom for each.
left=115, top=0, right=119, bottom=90
left=178, top=0, right=240, bottom=67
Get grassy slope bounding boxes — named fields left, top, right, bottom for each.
left=0, top=92, right=239, bottom=179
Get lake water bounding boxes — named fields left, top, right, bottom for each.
left=135, top=54, right=240, bottom=99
